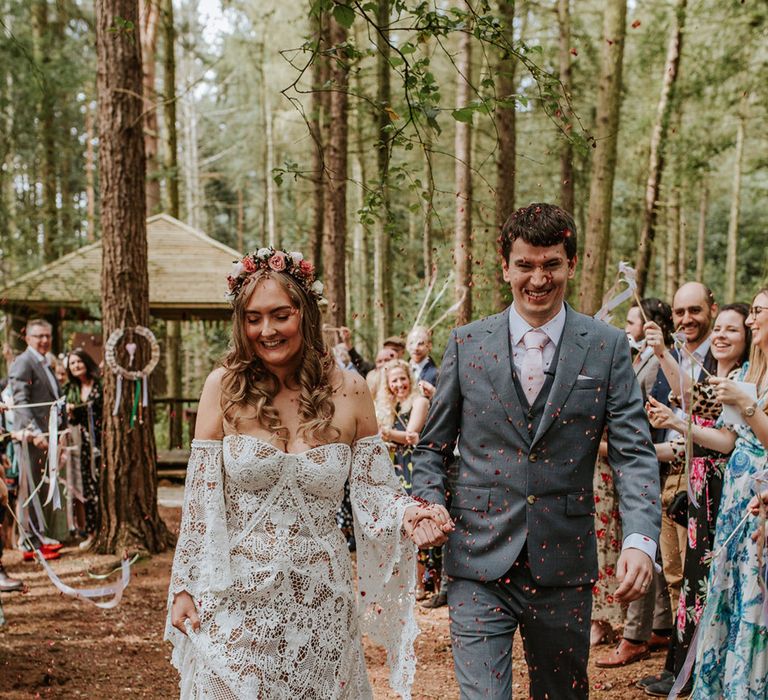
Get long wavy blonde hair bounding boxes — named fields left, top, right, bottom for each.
left=220, top=269, right=339, bottom=445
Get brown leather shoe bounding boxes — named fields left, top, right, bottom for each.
left=595, top=639, right=651, bottom=668
left=648, top=632, right=671, bottom=651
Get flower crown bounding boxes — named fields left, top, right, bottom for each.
left=226, top=248, right=324, bottom=303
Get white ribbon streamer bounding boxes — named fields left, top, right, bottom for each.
left=113, top=375, right=123, bottom=416
left=594, top=261, right=638, bottom=323
left=44, top=400, right=63, bottom=508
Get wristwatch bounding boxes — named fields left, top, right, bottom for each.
left=743, top=402, right=758, bottom=418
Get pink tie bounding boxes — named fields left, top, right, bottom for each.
left=521, top=329, right=549, bottom=403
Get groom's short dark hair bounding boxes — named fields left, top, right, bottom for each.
left=499, top=203, right=578, bottom=262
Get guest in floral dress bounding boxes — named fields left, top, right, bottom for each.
left=645, top=304, right=750, bottom=696
left=648, top=290, right=768, bottom=698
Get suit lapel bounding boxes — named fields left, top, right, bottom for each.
left=481, top=310, right=530, bottom=444
left=532, top=306, right=589, bottom=446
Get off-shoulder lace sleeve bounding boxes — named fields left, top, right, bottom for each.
left=349, top=435, right=419, bottom=700
left=168, top=439, right=232, bottom=597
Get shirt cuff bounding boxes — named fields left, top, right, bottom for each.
left=622, top=533, right=661, bottom=573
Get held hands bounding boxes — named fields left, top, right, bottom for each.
left=403, top=503, right=454, bottom=548
left=614, top=548, right=654, bottom=604
left=418, top=380, right=436, bottom=400
left=646, top=396, right=683, bottom=432
left=170, top=590, right=200, bottom=636
left=643, top=321, right=666, bottom=358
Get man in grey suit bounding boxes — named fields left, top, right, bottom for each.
left=411, top=203, right=661, bottom=699
left=9, top=319, right=61, bottom=541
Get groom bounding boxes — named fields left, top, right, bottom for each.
left=412, top=203, right=660, bottom=699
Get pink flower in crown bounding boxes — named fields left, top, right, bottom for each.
left=689, top=458, right=706, bottom=495
left=242, top=256, right=257, bottom=273
left=299, top=259, right=315, bottom=277
left=687, top=516, right=697, bottom=549
left=268, top=252, right=287, bottom=271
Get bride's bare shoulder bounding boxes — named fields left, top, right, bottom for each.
left=196, top=367, right=226, bottom=440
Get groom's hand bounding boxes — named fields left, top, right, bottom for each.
left=614, top=548, right=653, bottom=604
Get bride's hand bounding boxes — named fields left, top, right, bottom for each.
left=403, top=504, right=454, bottom=547
left=171, top=591, right=200, bottom=635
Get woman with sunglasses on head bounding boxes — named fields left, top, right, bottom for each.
left=165, top=249, right=452, bottom=699
left=647, top=291, right=768, bottom=698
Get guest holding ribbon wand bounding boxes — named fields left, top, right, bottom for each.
left=647, top=288, right=768, bottom=699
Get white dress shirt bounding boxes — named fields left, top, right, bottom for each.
left=508, top=302, right=658, bottom=564
left=410, top=357, right=430, bottom=382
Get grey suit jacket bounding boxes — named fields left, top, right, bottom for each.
left=412, top=304, right=660, bottom=587
left=9, top=348, right=60, bottom=434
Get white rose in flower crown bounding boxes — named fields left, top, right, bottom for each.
left=256, top=247, right=271, bottom=258
left=310, top=280, right=324, bottom=296
left=230, top=261, right=245, bottom=278
left=290, top=251, right=304, bottom=264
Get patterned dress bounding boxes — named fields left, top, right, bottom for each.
left=666, top=382, right=726, bottom=676
left=166, top=435, right=419, bottom=699
left=691, top=364, right=768, bottom=699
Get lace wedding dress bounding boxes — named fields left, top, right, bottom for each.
left=165, top=434, right=419, bottom=699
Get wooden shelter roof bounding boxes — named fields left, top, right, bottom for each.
left=0, top=214, right=241, bottom=321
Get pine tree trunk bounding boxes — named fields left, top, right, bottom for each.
left=162, top=0, right=179, bottom=218
left=695, top=181, right=707, bottom=283
left=677, top=198, right=687, bottom=284
left=578, top=0, right=627, bottom=315
left=1, top=4, right=16, bottom=265
left=666, top=187, right=680, bottom=301
left=422, top=133, right=434, bottom=283
left=634, top=0, right=687, bottom=295
left=95, top=0, right=172, bottom=554
left=494, top=0, right=515, bottom=312
left=309, top=11, right=329, bottom=273
left=454, top=16, right=473, bottom=326
left=373, top=0, right=392, bottom=345
left=33, top=0, right=59, bottom=262
left=321, top=10, right=349, bottom=326
left=725, top=112, right=746, bottom=302
left=84, top=100, right=97, bottom=241
left=557, top=0, right=575, bottom=215
left=139, top=0, right=161, bottom=214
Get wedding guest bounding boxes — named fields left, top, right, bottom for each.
left=383, top=335, right=406, bottom=359
left=64, top=348, right=103, bottom=550
left=0, top=406, right=22, bottom=593
left=377, top=360, right=434, bottom=599
left=365, top=346, right=397, bottom=398
left=642, top=303, right=751, bottom=696
left=338, top=326, right=374, bottom=375
left=647, top=289, right=768, bottom=698
left=593, top=298, right=674, bottom=659
left=407, top=326, right=439, bottom=396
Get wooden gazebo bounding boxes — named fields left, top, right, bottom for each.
left=0, top=214, right=241, bottom=462
left=0, top=213, right=241, bottom=331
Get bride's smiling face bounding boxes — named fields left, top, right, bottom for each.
left=244, top=278, right=303, bottom=371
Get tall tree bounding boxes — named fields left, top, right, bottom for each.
left=139, top=0, right=161, bottom=213
left=373, top=0, right=392, bottom=345
left=556, top=0, right=574, bottom=215
left=695, top=180, right=708, bottom=283
left=725, top=109, right=746, bottom=302
left=321, top=7, right=349, bottom=326
left=308, top=10, right=329, bottom=272
left=95, top=0, right=172, bottom=553
left=454, top=14, right=473, bottom=326
left=634, top=0, right=687, bottom=295
left=162, top=0, right=179, bottom=217
left=494, top=0, right=516, bottom=312
left=578, top=0, right=627, bottom=315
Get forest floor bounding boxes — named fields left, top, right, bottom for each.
left=0, top=496, right=668, bottom=699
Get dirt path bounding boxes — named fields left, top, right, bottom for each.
left=0, top=506, right=665, bottom=698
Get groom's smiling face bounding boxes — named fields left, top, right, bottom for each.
left=502, top=238, right=576, bottom=327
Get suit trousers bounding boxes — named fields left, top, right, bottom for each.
left=660, top=472, right=687, bottom=615
left=622, top=565, right=672, bottom=641
left=448, top=548, right=591, bottom=700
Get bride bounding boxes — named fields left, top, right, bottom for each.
left=165, top=248, right=452, bottom=699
